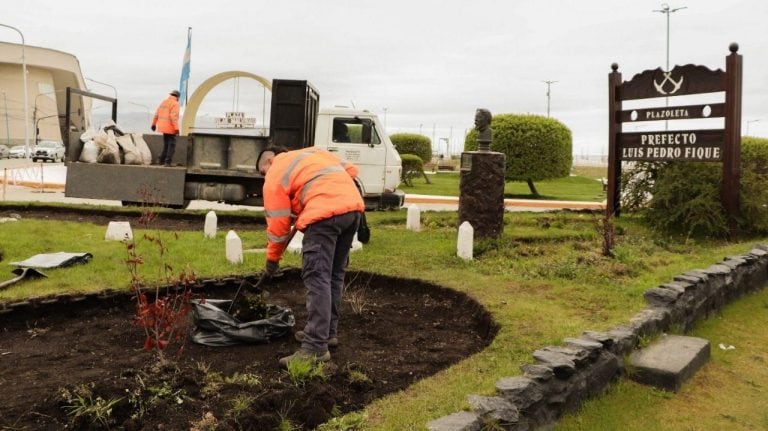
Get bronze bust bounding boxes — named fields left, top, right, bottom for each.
left=474, top=108, right=492, bottom=151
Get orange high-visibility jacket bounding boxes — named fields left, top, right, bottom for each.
left=152, top=96, right=180, bottom=134
left=263, top=147, right=365, bottom=262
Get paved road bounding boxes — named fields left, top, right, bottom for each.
left=0, top=159, right=605, bottom=212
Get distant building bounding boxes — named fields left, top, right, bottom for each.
left=0, top=41, right=89, bottom=148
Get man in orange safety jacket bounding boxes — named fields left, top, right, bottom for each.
left=151, top=90, right=180, bottom=165
left=258, top=145, right=365, bottom=367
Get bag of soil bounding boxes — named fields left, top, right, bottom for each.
left=79, top=140, right=99, bottom=163
left=116, top=135, right=142, bottom=165
left=190, top=299, right=294, bottom=347
left=94, top=129, right=121, bottom=164
left=131, top=133, right=153, bottom=165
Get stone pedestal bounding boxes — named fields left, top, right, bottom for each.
left=458, top=151, right=506, bottom=239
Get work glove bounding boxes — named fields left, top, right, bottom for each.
left=150, top=125, right=156, bottom=132
left=264, top=260, right=280, bottom=277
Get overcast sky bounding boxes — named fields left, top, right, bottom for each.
left=4, top=0, right=767, bottom=155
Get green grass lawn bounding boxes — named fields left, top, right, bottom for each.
left=1, top=206, right=765, bottom=430
left=404, top=170, right=606, bottom=202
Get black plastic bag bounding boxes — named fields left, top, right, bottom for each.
left=357, top=212, right=370, bottom=243
left=190, top=299, right=294, bottom=347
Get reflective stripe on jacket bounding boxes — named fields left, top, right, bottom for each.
left=263, top=147, right=364, bottom=262
left=152, top=96, right=180, bottom=134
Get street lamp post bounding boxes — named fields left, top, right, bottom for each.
left=653, top=3, right=687, bottom=72
left=382, top=107, right=388, bottom=129
left=35, top=114, right=59, bottom=143
left=128, top=101, right=152, bottom=127
left=1, top=90, right=9, bottom=146
left=746, top=119, right=761, bottom=136
left=85, top=77, right=118, bottom=99
left=0, top=23, right=29, bottom=157
left=32, top=89, right=72, bottom=143
left=653, top=3, right=686, bottom=131
left=542, top=80, right=558, bottom=117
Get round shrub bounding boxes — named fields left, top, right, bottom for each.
left=390, top=133, right=432, bottom=163
left=464, top=114, right=572, bottom=182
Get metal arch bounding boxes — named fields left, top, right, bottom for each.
left=181, top=71, right=272, bottom=136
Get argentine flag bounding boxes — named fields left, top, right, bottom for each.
left=178, top=28, right=191, bottom=107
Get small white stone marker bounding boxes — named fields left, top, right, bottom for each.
left=225, top=230, right=243, bottom=264
left=105, top=221, right=133, bottom=241
left=457, top=221, right=473, bottom=260
left=406, top=204, right=421, bottom=231
left=204, top=211, right=217, bottom=238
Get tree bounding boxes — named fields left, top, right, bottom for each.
left=390, top=133, right=432, bottom=163
left=391, top=133, right=432, bottom=185
left=465, top=114, right=572, bottom=196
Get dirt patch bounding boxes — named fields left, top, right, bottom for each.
left=0, top=269, right=497, bottom=430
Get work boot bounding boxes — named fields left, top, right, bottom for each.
left=278, top=348, right=331, bottom=368
left=294, top=330, right=339, bottom=348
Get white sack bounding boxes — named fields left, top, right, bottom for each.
left=131, top=133, right=153, bottom=165
left=79, top=128, right=97, bottom=143
left=94, top=129, right=120, bottom=164
left=78, top=140, right=100, bottom=163
left=116, top=135, right=142, bottom=165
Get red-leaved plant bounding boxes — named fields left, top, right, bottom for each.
left=125, top=185, right=202, bottom=361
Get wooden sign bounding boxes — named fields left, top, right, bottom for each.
left=618, top=129, right=724, bottom=161
left=607, top=43, right=743, bottom=237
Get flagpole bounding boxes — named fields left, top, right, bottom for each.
left=179, top=27, right=191, bottom=109
left=185, top=27, right=190, bottom=106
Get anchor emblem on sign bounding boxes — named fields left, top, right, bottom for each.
left=653, top=72, right=684, bottom=95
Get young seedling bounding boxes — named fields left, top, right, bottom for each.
left=60, top=384, right=122, bottom=428
left=284, top=356, right=327, bottom=387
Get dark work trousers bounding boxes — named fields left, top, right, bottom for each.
left=159, top=134, right=176, bottom=165
left=300, top=211, right=361, bottom=353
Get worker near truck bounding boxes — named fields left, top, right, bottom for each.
left=258, top=145, right=365, bottom=367
left=151, top=89, right=181, bottom=166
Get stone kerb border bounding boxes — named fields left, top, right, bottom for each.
left=427, top=244, right=768, bottom=431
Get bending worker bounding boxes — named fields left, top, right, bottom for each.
left=258, top=146, right=365, bottom=367
left=151, top=89, right=181, bottom=166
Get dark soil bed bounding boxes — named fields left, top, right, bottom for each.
left=0, top=267, right=497, bottom=430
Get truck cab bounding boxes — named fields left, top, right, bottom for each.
left=63, top=80, right=403, bottom=210
left=314, top=107, right=403, bottom=210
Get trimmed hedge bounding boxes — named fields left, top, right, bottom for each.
left=464, top=114, right=572, bottom=182
left=636, top=136, right=768, bottom=237
left=390, top=133, right=432, bottom=163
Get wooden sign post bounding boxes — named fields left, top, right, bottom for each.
left=607, top=43, right=742, bottom=237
